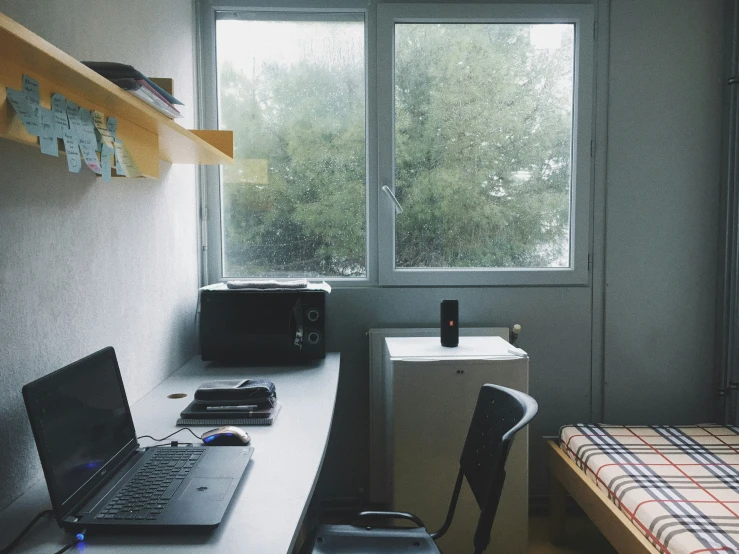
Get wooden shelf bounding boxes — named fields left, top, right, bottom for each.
left=0, top=12, right=233, bottom=178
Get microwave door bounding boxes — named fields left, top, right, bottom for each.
left=291, top=299, right=304, bottom=350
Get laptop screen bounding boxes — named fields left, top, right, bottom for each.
left=23, top=347, right=137, bottom=509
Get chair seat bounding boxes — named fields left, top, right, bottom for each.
left=302, top=523, right=441, bottom=554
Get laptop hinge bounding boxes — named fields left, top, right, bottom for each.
left=66, top=446, right=142, bottom=520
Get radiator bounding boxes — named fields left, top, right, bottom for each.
left=368, top=327, right=529, bottom=554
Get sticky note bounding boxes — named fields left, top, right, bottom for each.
left=65, top=101, right=84, bottom=138
left=78, top=108, right=102, bottom=154
left=113, top=138, right=141, bottom=178
left=51, top=94, right=68, bottom=138
left=123, top=152, right=142, bottom=177
left=114, top=138, right=125, bottom=175
left=78, top=108, right=94, bottom=135
left=92, top=110, right=105, bottom=129
left=106, top=117, right=117, bottom=137
left=79, top=132, right=101, bottom=173
left=101, top=150, right=112, bottom=182
left=79, top=108, right=102, bottom=153
left=92, top=110, right=115, bottom=149
left=28, top=103, right=41, bottom=135
left=6, top=87, right=40, bottom=136
left=78, top=109, right=100, bottom=169
left=39, top=107, right=58, bottom=157
left=22, top=75, right=40, bottom=104
left=101, top=143, right=115, bottom=174
left=62, top=129, right=82, bottom=173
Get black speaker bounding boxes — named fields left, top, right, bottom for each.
left=440, top=300, right=459, bottom=347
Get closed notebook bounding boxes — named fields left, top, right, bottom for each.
left=177, top=401, right=281, bottom=426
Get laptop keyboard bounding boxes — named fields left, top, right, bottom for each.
left=95, top=447, right=205, bottom=521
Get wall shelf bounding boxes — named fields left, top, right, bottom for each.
left=0, top=12, right=233, bottom=178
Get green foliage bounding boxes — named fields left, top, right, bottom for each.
left=394, top=24, right=574, bottom=268
left=220, top=52, right=366, bottom=277
left=219, top=22, right=574, bottom=277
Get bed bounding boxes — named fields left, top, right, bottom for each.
left=548, top=424, right=739, bottom=554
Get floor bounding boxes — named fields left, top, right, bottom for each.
left=528, top=515, right=617, bottom=553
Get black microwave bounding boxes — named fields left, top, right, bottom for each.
left=199, top=287, right=326, bottom=363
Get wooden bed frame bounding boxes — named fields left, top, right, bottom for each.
left=547, top=440, right=658, bottom=554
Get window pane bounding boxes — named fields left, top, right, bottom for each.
left=217, top=18, right=366, bottom=278
left=394, top=24, right=574, bottom=269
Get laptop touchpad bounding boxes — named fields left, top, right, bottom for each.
left=180, top=478, right=233, bottom=501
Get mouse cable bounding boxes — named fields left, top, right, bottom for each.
left=51, top=529, right=86, bottom=554
left=137, top=427, right=201, bottom=443
left=0, top=508, right=53, bottom=554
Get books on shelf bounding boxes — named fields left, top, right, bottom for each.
left=82, top=61, right=183, bottom=119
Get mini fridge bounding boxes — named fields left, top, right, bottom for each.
left=369, top=329, right=530, bottom=554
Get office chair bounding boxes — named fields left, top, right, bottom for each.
left=300, top=384, right=538, bottom=554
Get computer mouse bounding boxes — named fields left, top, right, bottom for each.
left=201, top=426, right=251, bottom=446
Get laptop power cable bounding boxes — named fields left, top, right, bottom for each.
left=137, top=427, right=202, bottom=444
left=0, top=508, right=53, bottom=554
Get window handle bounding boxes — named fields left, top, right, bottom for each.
left=382, top=184, right=403, bottom=214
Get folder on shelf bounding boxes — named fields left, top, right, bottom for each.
left=82, top=62, right=183, bottom=119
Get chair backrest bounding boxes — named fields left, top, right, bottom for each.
left=454, top=384, right=538, bottom=553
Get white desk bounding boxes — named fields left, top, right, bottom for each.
left=0, top=353, right=340, bottom=554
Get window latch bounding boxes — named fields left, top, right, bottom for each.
left=382, top=184, right=403, bottom=214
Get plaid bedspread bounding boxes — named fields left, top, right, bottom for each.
left=560, top=425, right=739, bottom=554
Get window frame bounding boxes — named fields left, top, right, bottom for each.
left=197, top=0, right=375, bottom=287
left=197, top=1, right=595, bottom=287
left=377, top=3, right=594, bottom=286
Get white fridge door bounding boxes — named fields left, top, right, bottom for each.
left=388, top=339, right=529, bottom=554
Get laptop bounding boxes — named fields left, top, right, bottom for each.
left=22, top=346, right=253, bottom=532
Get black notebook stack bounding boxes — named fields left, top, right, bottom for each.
left=177, top=379, right=281, bottom=426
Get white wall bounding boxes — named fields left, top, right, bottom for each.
left=0, top=0, right=200, bottom=510
left=603, top=0, right=724, bottom=423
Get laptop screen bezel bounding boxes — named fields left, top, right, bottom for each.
left=22, top=346, right=139, bottom=523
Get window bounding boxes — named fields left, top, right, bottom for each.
left=215, top=14, right=366, bottom=278
left=200, top=3, right=594, bottom=286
